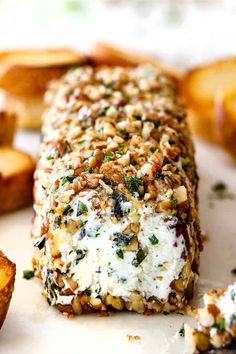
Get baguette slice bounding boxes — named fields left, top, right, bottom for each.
left=0, top=111, right=16, bottom=145
left=0, top=48, right=87, bottom=96
left=2, top=93, right=44, bottom=130
left=181, top=58, right=236, bottom=142
left=88, top=42, right=183, bottom=81
left=215, top=88, right=236, bottom=159
left=0, top=147, right=35, bottom=213
left=0, top=251, right=16, bottom=329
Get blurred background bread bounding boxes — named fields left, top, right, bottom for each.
left=0, top=48, right=87, bottom=129
left=180, top=58, right=236, bottom=159
left=0, top=147, right=35, bottom=213
left=88, top=42, right=183, bottom=82
left=0, top=251, right=15, bottom=329
left=0, top=111, right=16, bottom=145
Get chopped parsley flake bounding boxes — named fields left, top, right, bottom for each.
left=183, top=162, right=191, bottom=170
left=61, top=175, right=76, bottom=185
left=124, top=176, right=143, bottom=196
left=75, top=249, right=87, bottom=264
left=132, top=249, right=147, bottom=267
left=213, top=318, right=225, bottom=332
left=54, top=215, right=61, bottom=228
left=64, top=140, right=72, bottom=153
left=105, top=151, right=115, bottom=161
left=149, top=146, right=156, bottom=152
left=116, top=249, right=124, bottom=259
left=172, top=199, right=177, bottom=209
left=85, top=167, right=92, bottom=173
left=63, top=204, right=74, bottom=215
left=179, top=324, right=185, bottom=337
left=149, top=234, right=159, bottom=245
left=231, top=314, right=236, bottom=324
left=77, top=201, right=88, bottom=216
left=84, top=288, right=92, bottom=296
left=23, top=270, right=35, bottom=280
left=212, top=182, right=227, bottom=192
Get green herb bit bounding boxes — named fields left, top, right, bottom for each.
left=179, top=324, right=185, bottom=337
left=156, top=172, right=165, bottom=180
left=213, top=318, right=225, bottom=332
left=212, top=182, right=227, bottom=192
left=149, top=146, right=156, bottom=152
left=54, top=215, right=61, bottom=228
left=63, top=204, right=74, bottom=215
left=172, top=199, right=177, bottom=209
left=77, top=201, right=88, bottom=216
left=75, top=249, right=87, bottom=263
left=124, top=176, right=143, bottom=196
left=183, top=162, right=191, bottom=170
left=181, top=152, right=188, bottom=158
left=105, top=151, right=115, bottom=161
left=149, top=234, right=159, bottom=245
left=84, top=288, right=92, bottom=296
left=61, top=175, right=76, bottom=185
left=116, top=249, right=124, bottom=259
left=47, top=155, right=53, bottom=160
left=132, top=249, right=147, bottom=267
left=23, top=270, right=35, bottom=280
left=78, top=140, right=85, bottom=144
left=163, top=156, right=170, bottom=165
left=64, top=140, right=72, bottom=153
left=85, top=167, right=92, bottom=173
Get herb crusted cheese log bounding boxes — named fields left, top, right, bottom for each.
left=32, top=65, right=202, bottom=315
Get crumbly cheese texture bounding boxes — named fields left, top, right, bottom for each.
left=184, top=283, right=236, bottom=353
left=32, top=65, right=201, bottom=315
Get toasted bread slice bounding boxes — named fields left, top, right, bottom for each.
left=0, top=147, right=35, bottom=212
left=0, top=111, right=16, bottom=145
left=0, top=251, right=16, bottom=329
left=215, top=88, right=236, bottom=159
left=88, top=42, right=183, bottom=81
left=181, top=58, right=236, bottom=142
left=2, top=93, right=44, bottom=129
left=0, top=48, right=87, bottom=97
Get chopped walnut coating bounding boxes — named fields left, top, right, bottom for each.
left=33, top=65, right=202, bottom=315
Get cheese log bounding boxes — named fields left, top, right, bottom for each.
left=32, top=65, right=202, bottom=315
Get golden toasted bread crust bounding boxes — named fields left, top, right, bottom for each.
left=180, top=57, right=236, bottom=143
left=88, top=42, right=183, bottom=82
left=0, top=148, right=35, bottom=213
left=0, top=111, right=16, bottom=145
left=0, top=48, right=87, bottom=96
left=0, top=251, right=16, bottom=329
left=2, top=93, right=44, bottom=129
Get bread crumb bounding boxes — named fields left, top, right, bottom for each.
left=127, top=334, right=141, bottom=341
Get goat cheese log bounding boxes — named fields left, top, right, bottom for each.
left=32, top=65, right=202, bottom=315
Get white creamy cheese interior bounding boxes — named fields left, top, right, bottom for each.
left=216, top=282, right=236, bottom=325
left=58, top=192, right=186, bottom=300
